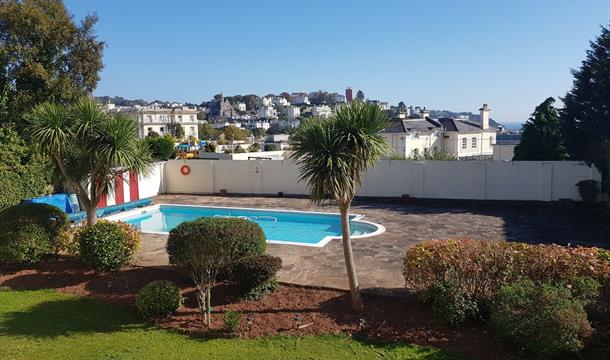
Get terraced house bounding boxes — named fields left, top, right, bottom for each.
left=124, top=105, right=200, bottom=139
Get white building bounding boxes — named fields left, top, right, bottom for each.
left=285, top=105, right=300, bottom=119
left=290, top=93, right=310, bottom=105
left=381, top=104, right=497, bottom=160
left=276, top=119, right=301, bottom=128
left=272, top=96, right=290, bottom=107
left=258, top=105, right=278, bottom=119
left=128, top=105, right=199, bottom=139
left=334, top=94, right=346, bottom=103
left=246, top=120, right=270, bottom=130
left=236, top=102, right=247, bottom=112
left=262, top=97, right=273, bottom=107
left=312, top=105, right=333, bottom=119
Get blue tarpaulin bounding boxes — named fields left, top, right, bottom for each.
left=24, top=194, right=74, bottom=213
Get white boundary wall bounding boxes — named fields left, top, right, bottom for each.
left=162, top=160, right=601, bottom=202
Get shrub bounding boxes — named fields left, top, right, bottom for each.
left=576, top=179, right=600, bottom=202
left=403, top=239, right=610, bottom=307
left=146, top=137, right=175, bottom=160
left=0, top=224, right=51, bottom=264
left=78, top=221, right=141, bottom=272
left=0, top=203, right=70, bottom=263
left=136, top=281, right=183, bottom=320
left=233, top=255, right=282, bottom=300
left=421, top=280, right=479, bottom=326
left=491, top=278, right=598, bottom=358
left=223, top=310, right=242, bottom=337
left=166, top=218, right=266, bottom=326
left=0, top=202, right=70, bottom=251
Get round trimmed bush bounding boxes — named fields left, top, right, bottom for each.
left=233, top=255, right=282, bottom=299
left=78, top=221, right=141, bottom=272
left=167, top=217, right=266, bottom=267
left=0, top=202, right=70, bottom=256
left=0, top=224, right=51, bottom=264
left=136, top=280, right=183, bottom=320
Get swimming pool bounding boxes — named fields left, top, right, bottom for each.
left=104, top=204, right=385, bottom=247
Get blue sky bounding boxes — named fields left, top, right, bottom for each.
left=64, top=0, right=610, bottom=124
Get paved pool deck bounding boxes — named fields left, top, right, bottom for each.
left=135, top=194, right=609, bottom=293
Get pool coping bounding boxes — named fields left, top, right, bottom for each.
left=103, top=203, right=386, bottom=248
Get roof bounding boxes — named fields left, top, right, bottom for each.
left=383, top=118, right=442, bottom=133
left=439, top=118, right=487, bottom=132
left=495, top=133, right=521, bottom=145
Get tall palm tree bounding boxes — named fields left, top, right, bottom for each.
left=29, top=98, right=152, bottom=225
left=290, top=102, right=390, bottom=311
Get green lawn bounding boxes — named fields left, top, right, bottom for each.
left=0, top=289, right=462, bottom=360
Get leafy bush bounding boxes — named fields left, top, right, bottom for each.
left=576, top=179, right=600, bottom=202
left=491, top=278, right=598, bottom=358
left=0, top=224, right=51, bottom=264
left=233, top=255, right=282, bottom=300
left=264, top=144, right=278, bottom=151
left=0, top=203, right=69, bottom=244
left=421, top=280, right=479, bottom=326
left=0, top=203, right=70, bottom=263
left=136, top=281, right=183, bottom=320
left=78, top=221, right=141, bottom=272
left=166, top=218, right=266, bottom=326
left=403, top=239, right=610, bottom=307
left=146, top=137, right=175, bottom=160
left=223, top=310, right=242, bottom=337
left=0, top=127, right=51, bottom=211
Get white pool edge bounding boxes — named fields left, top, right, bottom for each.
left=103, top=203, right=386, bottom=248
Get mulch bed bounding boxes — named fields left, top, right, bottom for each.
left=0, top=257, right=514, bottom=360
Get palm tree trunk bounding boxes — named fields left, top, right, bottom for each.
left=86, top=205, right=98, bottom=226
left=339, top=202, right=364, bottom=312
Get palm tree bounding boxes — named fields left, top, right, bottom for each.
left=29, top=98, right=152, bottom=225
left=290, top=102, right=390, bottom=311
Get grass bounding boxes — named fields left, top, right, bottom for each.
left=0, top=289, right=463, bottom=360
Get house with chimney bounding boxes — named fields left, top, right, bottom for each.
left=381, top=104, right=496, bottom=159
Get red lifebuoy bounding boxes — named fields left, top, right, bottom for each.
left=180, top=165, right=191, bottom=176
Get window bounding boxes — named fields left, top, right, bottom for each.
left=490, top=136, right=494, bottom=146
left=177, top=115, right=182, bottom=122
left=159, top=127, right=165, bottom=133
left=461, top=138, right=467, bottom=149
left=190, top=126, right=195, bottom=135
left=146, top=115, right=152, bottom=123
left=190, top=115, right=195, bottom=121
left=472, top=137, right=477, bottom=148
left=147, top=127, right=152, bottom=133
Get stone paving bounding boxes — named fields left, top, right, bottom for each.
left=135, top=195, right=610, bottom=293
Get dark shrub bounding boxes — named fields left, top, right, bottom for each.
left=166, top=217, right=266, bottom=326
left=0, top=224, right=51, bottom=264
left=0, top=203, right=69, bottom=263
left=0, top=203, right=69, bottom=244
left=491, top=278, right=598, bottom=358
left=421, top=280, right=479, bottom=326
left=576, top=179, right=600, bottom=202
left=78, top=221, right=141, bottom=272
left=233, top=255, right=282, bottom=300
left=136, top=281, right=183, bottom=320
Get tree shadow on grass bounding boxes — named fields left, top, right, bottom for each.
left=0, top=291, right=143, bottom=338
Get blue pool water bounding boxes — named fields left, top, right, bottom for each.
left=119, top=205, right=381, bottom=246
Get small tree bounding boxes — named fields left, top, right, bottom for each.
left=561, top=25, right=610, bottom=190
left=514, top=97, right=566, bottom=160
left=29, top=98, right=152, bottom=225
left=166, top=218, right=265, bottom=326
left=290, top=102, right=390, bottom=311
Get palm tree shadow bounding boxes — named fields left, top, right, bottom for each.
left=0, top=291, right=143, bottom=338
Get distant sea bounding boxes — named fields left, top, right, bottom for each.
left=501, top=122, right=525, bottom=131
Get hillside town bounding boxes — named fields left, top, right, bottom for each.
left=100, top=87, right=520, bottom=161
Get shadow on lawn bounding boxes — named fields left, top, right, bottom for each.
left=0, top=293, right=142, bottom=338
